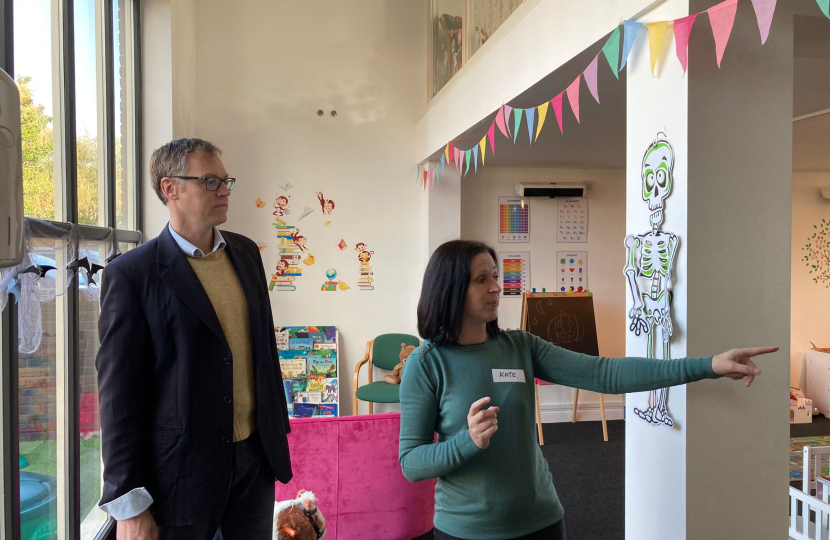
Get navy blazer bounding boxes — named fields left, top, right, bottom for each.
left=96, top=226, right=292, bottom=526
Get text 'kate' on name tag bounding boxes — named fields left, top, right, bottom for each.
left=492, top=369, right=526, bottom=383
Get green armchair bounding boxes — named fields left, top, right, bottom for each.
left=353, top=333, right=420, bottom=415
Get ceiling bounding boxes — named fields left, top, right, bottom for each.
left=429, top=14, right=830, bottom=171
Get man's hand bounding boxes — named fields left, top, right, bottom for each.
left=116, top=509, right=158, bottom=540
left=468, top=397, right=500, bottom=450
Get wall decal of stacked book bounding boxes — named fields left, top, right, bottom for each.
left=358, top=263, right=374, bottom=291
left=269, top=218, right=305, bottom=292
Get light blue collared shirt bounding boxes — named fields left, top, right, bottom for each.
left=167, top=222, right=227, bottom=257
left=98, top=223, right=228, bottom=521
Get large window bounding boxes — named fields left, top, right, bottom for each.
left=429, top=0, right=525, bottom=99
left=1, top=1, right=142, bottom=540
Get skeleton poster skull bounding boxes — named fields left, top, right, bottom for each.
left=624, top=133, right=680, bottom=428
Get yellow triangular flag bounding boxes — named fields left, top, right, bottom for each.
left=535, top=102, right=549, bottom=141
left=646, top=21, right=668, bottom=77
left=479, top=137, right=487, bottom=165
left=444, top=144, right=450, bottom=164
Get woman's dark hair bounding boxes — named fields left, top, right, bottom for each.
left=417, top=239, right=500, bottom=346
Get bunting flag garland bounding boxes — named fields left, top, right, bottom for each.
left=512, top=108, right=524, bottom=143
left=602, top=26, right=621, bottom=79
left=750, top=0, right=777, bottom=44
left=551, top=93, right=564, bottom=134
left=535, top=102, right=549, bottom=141
left=584, top=56, right=601, bottom=104
left=566, top=76, right=581, bottom=124
left=647, top=21, right=669, bottom=76
left=673, top=14, right=698, bottom=74
left=495, top=105, right=509, bottom=138
left=416, top=0, right=792, bottom=190
left=709, top=0, right=739, bottom=68
left=817, top=0, right=829, bottom=18
left=620, top=20, right=644, bottom=70
left=525, top=108, right=536, bottom=144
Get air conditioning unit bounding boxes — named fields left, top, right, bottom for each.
left=0, top=68, right=24, bottom=268
left=514, top=182, right=587, bottom=198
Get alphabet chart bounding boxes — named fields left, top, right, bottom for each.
left=498, top=196, right=530, bottom=243
left=557, top=197, right=588, bottom=243
left=556, top=251, right=588, bottom=293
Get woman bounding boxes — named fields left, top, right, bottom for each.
left=398, top=240, right=776, bottom=540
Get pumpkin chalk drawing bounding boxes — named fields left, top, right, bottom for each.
left=548, top=310, right=585, bottom=345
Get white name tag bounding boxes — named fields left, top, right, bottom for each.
left=492, top=369, right=526, bottom=383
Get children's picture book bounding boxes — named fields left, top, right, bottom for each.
left=297, top=392, right=322, bottom=404
left=289, top=338, right=313, bottom=350
left=309, top=355, right=337, bottom=378
left=293, top=403, right=317, bottom=418
left=322, top=378, right=338, bottom=403
left=279, top=358, right=307, bottom=378
left=276, top=326, right=339, bottom=418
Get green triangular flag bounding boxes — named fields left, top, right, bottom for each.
left=602, top=26, right=621, bottom=80
left=818, top=0, right=830, bottom=18
left=512, top=109, right=524, bottom=143
left=465, top=150, right=471, bottom=175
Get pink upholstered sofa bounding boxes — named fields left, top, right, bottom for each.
left=274, top=412, right=436, bottom=540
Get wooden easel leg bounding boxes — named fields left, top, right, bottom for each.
left=369, top=402, right=373, bottom=415
left=535, top=384, right=544, bottom=446
left=572, top=388, right=580, bottom=423
left=600, top=394, right=608, bottom=442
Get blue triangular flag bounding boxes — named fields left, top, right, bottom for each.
left=620, top=21, right=643, bottom=71
left=440, top=154, right=445, bottom=173
left=525, top=108, right=535, bottom=144
left=473, top=145, right=479, bottom=173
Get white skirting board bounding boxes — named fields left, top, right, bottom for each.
left=538, top=402, right=625, bottom=424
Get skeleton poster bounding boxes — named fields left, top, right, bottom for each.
left=624, top=133, right=680, bottom=428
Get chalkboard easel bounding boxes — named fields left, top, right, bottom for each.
left=520, top=292, right=608, bottom=443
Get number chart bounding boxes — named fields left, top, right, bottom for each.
left=498, top=196, right=530, bottom=243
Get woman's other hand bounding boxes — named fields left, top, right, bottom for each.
left=468, top=397, right=500, bottom=449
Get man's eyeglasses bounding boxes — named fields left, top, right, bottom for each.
left=170, top=176, right=236, bottom=192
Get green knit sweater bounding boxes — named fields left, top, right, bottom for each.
left=398, top=330, right=717, bottom=540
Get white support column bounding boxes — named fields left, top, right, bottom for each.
left=422, top=161, right=461, bottom=260
left=625, top=4, right=690, bottom=539
left=626, top=1, right=793, bottom=539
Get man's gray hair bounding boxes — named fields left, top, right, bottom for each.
left=150, top=138, right=222, bottom=205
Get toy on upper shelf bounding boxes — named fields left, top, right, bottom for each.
left=791, top=386, right=814, bottom=424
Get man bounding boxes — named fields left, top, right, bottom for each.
left=96, top=138, right=292, bottom=540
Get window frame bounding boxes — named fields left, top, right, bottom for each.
left=0, top=1, right=142, bottom=539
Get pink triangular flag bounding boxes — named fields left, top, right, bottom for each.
left=504, top=106, right=513, bottom=137
left=673, top=14, right=698, bottom=74
left=566, top=76, right=581, bottom=124
left=448, top=142, right=455, bottom=165
left=487, top=123, right=495, bottom=155
left=495, top=105, right=509, bottom=138
left=708, top=0, right=739, bottom=68
left=583, top=56, right=600, bottom=104
left=455, top=148, right=461, bottom=174
left=551, top=93, right=564, bottom=134
left=750, top=0, right=777, bottom=45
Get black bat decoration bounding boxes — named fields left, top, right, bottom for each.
left=18, top=264, right=57, bottom=279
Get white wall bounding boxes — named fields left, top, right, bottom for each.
left=461, top=167, right=627, bottom=422
left=142, top=0, right=427, bottom=415
left=792, top=172, right=830, bottom=389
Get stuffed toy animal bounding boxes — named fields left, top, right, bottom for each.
left=384, top=343, right=416, bottom=385
left=274, top=490, right=326, bottom=540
